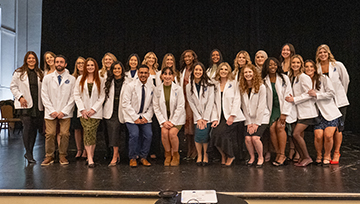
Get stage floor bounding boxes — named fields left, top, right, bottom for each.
left=1, top=128, right=360, bottom=199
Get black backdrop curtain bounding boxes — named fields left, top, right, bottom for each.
left=41, top=0, right=360, bottom=132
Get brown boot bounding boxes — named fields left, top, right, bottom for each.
left=170, top=152, right=180, bottom=166
left=164, top=151, right=171, bottom=166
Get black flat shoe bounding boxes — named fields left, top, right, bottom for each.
left=88, top=163, right=95, bottom=168
left=196, top=161, right=202, bottom=166
left=246, top=160, right=254, bottom=166
left=256, top=163, right=263, bottom=168
left=202, top=162, right=209, bottom=166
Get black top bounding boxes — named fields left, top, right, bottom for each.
left=112, top=78, right=124, bottom=117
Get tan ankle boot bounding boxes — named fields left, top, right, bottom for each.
left=170, top=152, right=180, bottom=166
left=164, top=151, right=171, bottom=166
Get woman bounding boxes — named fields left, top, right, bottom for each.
left=305, top=59, right=342, bottom=166
left=285, top=55, right=318, bottom=167
left=125, top=53, right=140, bottom=82
left=72, top=57, right=87, bottom=159
left=142, top=52, right=161, bottom=159
left=160, top=53, right=180, bottom=84
left=279, top=43, right=296, bottom=74
left=233, top=50, right=252, bottom=81
left=262, top=58, right=293, bottom=166
left=254, top=50, right=268, bottom=73
left=206, top=49, right=223, bottom=80
left=74, top=58, right=105, bottom=168
left=153, top=67, right=186, bottom=166
left=179, top=50, right=198, bottom=160
left=10, top=51, right=44, bottom=163
left=210, top=62, right=245, bottom=166
left=316, top=44, right=350, bottom=164
left=43, top=51, right=56, bottom=74
left=99, top=53, right=117, bottom=78
left=186, top=62, right=214, bottom=166
left=103, top=61, right=127, bottom=166
left=240, top=64, right=269, bottom=167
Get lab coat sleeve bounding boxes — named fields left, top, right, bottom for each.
left=255, top=85, right=267, bottom=126
left=186, top=84, right=202, bottom=122
left=61, top=78, right=75, bottom=116
left=153, top=87, right=166, bottom=125
left=316, top=76, right=336, bottom=101
left=41, top=77, right=56, bottom=114
left=293, top=74, right=313, bottom=105
left=169, top=88, right=185, bottom=125
left=336, top=61, right=350, bottom=94
left=122, top=83, right=140, bottom=122
left=10, top=72, right=23, bottom=100
left=91, top=79, right=106, bottom=113
left=203, top=85, right=214, bottom=122
left=74, top=77, right=85, bottom=112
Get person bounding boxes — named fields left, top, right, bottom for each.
left=43, top=51, right=56, bottom=74
left=186, top=62, right=214, bottom=166
left=122, top=64, right=154, bottom=167
left=304, top=59, right=342, bottom=166
left=210, top=62, right=245, bottom=167
left=254, top=50, right=268, bottom=73
left=125, top=53, right=140, bottom=83
left=233, top=50, right=252, bottom=81
left=99, top=53, right=117, bottom=78
left=262, top=58, right=293, bottom=166
left=103, top=61, right=127, bottom=166
left=10, top=51, right=44, bottom=163
left=315, top=44, right=350, bottom=165
left=41, top=55, right=76, bottom=165
left=279, top=43, right=296, bottom=74
left=72, top=57, right=87, bottom=159
left=142, top=52, right=161, bottom=159
left=153, top=67, right=185, bottom=166
left=179, top=50, right=198, bottom=160
left=285, top=55, right=318, bottom=167
left=239, top=64, right=270, bottom=167
left=160, top=53, right=180, bottom=84
left=74, top=58, right=105, bottom=168
left=206, top=49, right=223, bottom=80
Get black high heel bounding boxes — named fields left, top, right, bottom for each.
left=24, top=154, right=36, bottom=163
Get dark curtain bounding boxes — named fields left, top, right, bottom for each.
left=41, top=0, right=360, bottom=132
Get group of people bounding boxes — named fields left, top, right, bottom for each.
left=9, top=43, right=349, bottom=169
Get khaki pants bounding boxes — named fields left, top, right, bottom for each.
left=45, top=118, right=71, bottom=157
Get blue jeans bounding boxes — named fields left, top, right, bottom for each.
left=126, top=122, right=153, bottom=159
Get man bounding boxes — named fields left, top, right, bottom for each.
left=123, top=64, right=154, bottom=167
left=41, top=55, right=76, bottom=165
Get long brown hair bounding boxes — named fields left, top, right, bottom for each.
left=179, top=49, right=198, bottom=73
left=72, top=56, right=85, bottom=79
left=239, top=64, right=262, bottom=94
left=15, top=51, right=44, bottom=82
left=305, top=59, right=321, bottom=91
left=43, top=51, right=56, bottom=73
left=79, top=58, right=101, bottom=93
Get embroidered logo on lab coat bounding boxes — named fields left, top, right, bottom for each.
left=65, top=79, right=70, bottom=84
left=334, top=67, right=337, bottom=72
left=204, top=87, right=207, bottom=92
left=228, top=84, right=232, bottom=88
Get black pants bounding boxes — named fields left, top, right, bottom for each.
left=20, top=116, right=42, bottom=159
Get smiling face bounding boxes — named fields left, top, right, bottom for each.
left=318, top=48, right=329, bottom=62
left=138, top=67, right=149, bottom=84
left=269, top=60, right=278, bottom=74
left=256, top=54, right=265, bottom=67
left=113, top=64, right=122, bottom=79
left=104, top=55, right=113, bottom=70
left=76, top=58, right=85, bottom=72
left=304, top=62, right=315, bottom=78
left=281, top=45, right=291, bottom=59
left=237, top=53, right=247, bottom=67
left=86, top=60, right=95, bottom=74
left=45, top=53, right=55, bottom=66
left=129, top=56, right=138, bottom=69
left=165, top=56, right=174, bottom=67
left=193, top=65, right=203, bottom=80
left=243, top=67, right=254, bottom=81
left=184, top=52, right=194, bottom=66
left=211, top=51, right=220, bottom=64
left=291, top=57, right=301, bottom=73
left=55, top=57, right=67, bottom=72
left=162, top=68, right=174, bottom=85
left=146, top=54, right=156, bottom=67
left=27, top=54, right=36, bottom=69
left=219, top=65, right=229, bottom=78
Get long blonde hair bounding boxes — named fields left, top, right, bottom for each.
left=239, top=64, right=262, bottom=94
left=43, top=51, right=56, bottom=73
left=100, top=52, right=117, bottom=77
left=72, top=56, right=85, bottom=79
left=214, top=62, right=234, bottom=82
left=233, top=50, right=251, bottom=74
left=142, top=52, right=159, bottom=71
left=315, top=44, right=336, bottom=64
left=288, top=54, right=305, bottom=80
left=161, top=53, right=180, bottom=83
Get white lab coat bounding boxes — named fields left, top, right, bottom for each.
left=317, top=61, right=349, bottom=108
left=10, top=70, right=43, bottom=111
left=103, top=79, right=126, bottom=123
left=153, top=82, right=185, bottom=127
left=263, top=74, right=295, bottom=123
left=149, top=71, right=162, bottom=87
left=292, top=73, right=318, bottom=120
left=41, top=71, right=76, bottom=120
left=314, top=75, right=342, bottom=121
left=179, top=69, right=190, bottom=90
left=206, top=66, right=217, bottom=82
left=122, top=79, right=154, bottom=123
left=125, top=70, right=139, bottom=84
left=241, top=84, right=270, bottom=126
left=186, top=81, right=215, bottom=124
left=74, top=76, right=105, bottom=119
left=211, top=80, right=245, bottom=123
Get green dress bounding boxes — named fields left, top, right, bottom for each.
left=269, top=82, right=281, bottom=126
